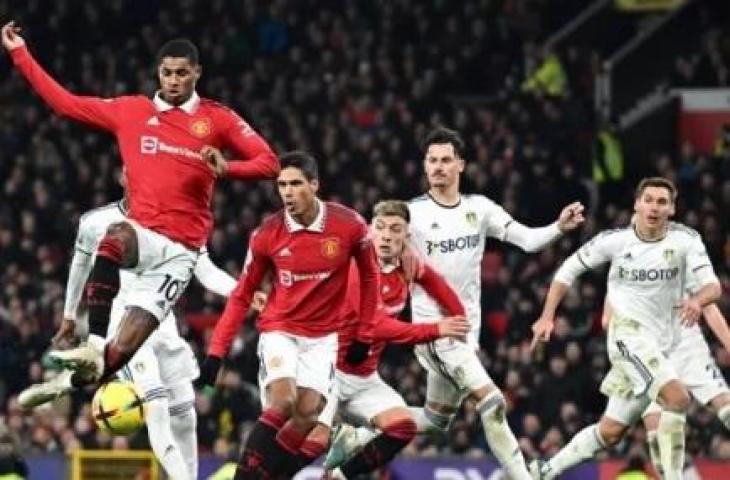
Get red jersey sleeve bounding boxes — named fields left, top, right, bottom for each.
left=208, top=229, right=270, bottom=358
left=352, top=218, right=379, bottom=344
left=10, top=46, right=120, bottom=131
left=373, top=311, right=440, bottom=344
left=416, top=263, right=465, bottom=316
left=218, top=109, right=279, bottom=180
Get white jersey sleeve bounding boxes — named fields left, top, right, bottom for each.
left=63, top=217, right=96, bottom=320
left=554, top=230, right=620, bottom=285
left=193, top=250, right=236, bottom=297
left=686, top=235, right=718, bottom=287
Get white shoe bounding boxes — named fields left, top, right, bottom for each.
left=323, top=424, right=360, bottom=470
left=18, top=370, right=74, bottom=409
left=529, top=459, right=551, bottom=480
left=47, top=341, right=104, bottom=382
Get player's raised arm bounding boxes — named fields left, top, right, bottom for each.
left=678, top=236, right=722, bottom=325
left=193, top=251, right=237, bottom=298
left=703, top=304, right=730, bottom=353
left=2, top=22, right=120, bottom=131
left=501, top=201, right=585, bottom=252
left=345, top=225, right=379, bottom=365
left=216, top=110, right=280, bottom=180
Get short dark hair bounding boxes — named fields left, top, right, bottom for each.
left=373, top=200, right=410, bottom=223
left=635, top=176, right=677, bottom=202
left=157, top=39, right=199, bottom=65
left=279, top=151, right=319, bottom=180
left=422, top=126, right=466, bottom=158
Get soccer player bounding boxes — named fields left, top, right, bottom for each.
left=2, top=22, right=278, bottom=405
left=199, top=151, right=380, bottom=479
left=53, top=191, right=236, bottom=480
left=602, top=282, right=730, bottom=478
left=529, top=177, right=722, bottom=480
left=404, top=127, right=584, bottom=480
left=308, top=200, right=468, bottom=479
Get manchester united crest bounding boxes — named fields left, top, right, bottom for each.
left=190, top=118, right=212, bottom=138
left=321, top=238, right=341, bottom=259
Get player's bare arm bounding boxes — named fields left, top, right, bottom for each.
left=531, top=281, right=570, bottom=350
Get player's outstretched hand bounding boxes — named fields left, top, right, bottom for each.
left=437, top=315, right=469, bottom=342
left=678, top=297, right=702, bottom=327
left=345, top=340, right=370, bottom=366
left=200, top=145, right=227, bottom=177
left=196, top=355, right=222, bottom=391
left=530, top=315, right=554, bottom=351
left=557, top=201, right=585, bottom=232
left=51, top=318, right=78, bottom=349
left=1, top=22, right=25, bottom=52
left=251, top=291, right=268, bottom=313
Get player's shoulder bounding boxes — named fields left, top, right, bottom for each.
left=199, top=97, right=240, bottom=117
left=257, top=211, right=286, bottom=233
left=590, top=226, right=631, bottom=243
left=668, top=222, right=701, bottom=239
left=326, top=202, right=365, bottom=223
left=79, top=201, right=125, bottom=228
left=463, top=193, right=499, bottom=210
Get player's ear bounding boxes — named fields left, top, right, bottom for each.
left=310, top=178, right=320, bottom=194
left=457, top=156, right=465, bottom=173
left=668, top=201, right=676, bottom=217
left=193, top=64, right=202, bottom=81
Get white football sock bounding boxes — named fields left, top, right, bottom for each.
left=477, top=390, right=531, bottom=480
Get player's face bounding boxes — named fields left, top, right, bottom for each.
left=634, top=186, right=675, bottom=230
left=157, top=57, right=201, bottom=105
left=277, top=167, right=319, bottom=216
left=371, top=215, right=409, bottom=262
left=424, top=143, right=464, bottom=189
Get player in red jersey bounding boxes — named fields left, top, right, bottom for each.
left=2, top=22, right=279, bottom=407
left=314, top=200, right=469, bottom=479
left=199, top=151, right=379, bottom=479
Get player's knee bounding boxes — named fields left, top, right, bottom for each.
left=268, top=397, right=295, bottom=419
left=476, top=390, right=507, bottom=425
left=292, top=399, right=320, bottom=427
left=660, top=384, right=691, bottom=413
left=424, top=404, right=456, bottom=433
left=382, top=418, right=417, bottom=442
left=105, top=221, right=138, bottom=267
left=598, top=417, right=628, bottom=446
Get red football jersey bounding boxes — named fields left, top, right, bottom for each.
left=11, top=46, right=278, bottom=249
left=337, top=261, right=465, bottom=376
left=208, top=201, right=379, bottom=358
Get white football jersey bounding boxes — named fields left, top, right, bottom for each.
left=668, top=276, right=713, bottom=356
left=408, top=193, right=513, bottom=346
left=73, top=201, right=180, bottom=342
left=557, top=223, right=717, bottom=351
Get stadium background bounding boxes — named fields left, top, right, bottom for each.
left=2, top=0, right=730, bottom=478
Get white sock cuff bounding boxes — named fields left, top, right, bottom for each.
left=422, top=406, right=454, bottom=431
left=476, top=390, right=505, bottom=416
left=592, top=424, right=608, bottom=448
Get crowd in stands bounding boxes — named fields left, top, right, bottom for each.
left=1, top=0, right=730, bottom=468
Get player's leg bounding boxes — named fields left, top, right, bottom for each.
left=86, top=222, right=138, bottom=340
left=533, top=396, right=643, bottom=480
left=168, top=382, right=198, bottom=480
left=329, top=374, right=416, bottom=479
left=118, top=343, right=190, bottom=480
left=292, top=383, right=340, bottom=473
left=235, top=332, right=299, bottom=479
left=655, top=380, right=691, bottom=480
left=642, top=403, right=663, bottom=479
left=51, top=221, right=197, bottom=382
left=274, top=333, right=338, bottom=477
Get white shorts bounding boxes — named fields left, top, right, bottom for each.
left=110, top=301, right=199, bottom=403
left=414, top=338, right=492, bottom=408
left=318, top=370, right=407, bottom=428
left=257, top=331, right=338, bottom=399
left=123, top=220, right=199, bottom=321
left=602, top=314, right=679, bottom=402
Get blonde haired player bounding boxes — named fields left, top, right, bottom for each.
left=530, top=177, right=722, bottom=480
left=39, top=192, right=236, bottom=480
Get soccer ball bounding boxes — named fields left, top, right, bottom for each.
left=92, top=381, right=146, bottom=435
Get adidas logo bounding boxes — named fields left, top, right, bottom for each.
left=278, top=247, right=292, bottom=257
left=431, top=222, right=440, bottom=229
left=155, top=300, right=166, bottom=309
left=147, top=116, right=160, bottom=126
left=623, top=252, right=632, bottom=260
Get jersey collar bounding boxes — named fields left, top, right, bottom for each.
left=427, top=191, right=461, bottom=209
left=152, top=91, right=200, bottom=115
left=285, top=198, right=326, bottom=233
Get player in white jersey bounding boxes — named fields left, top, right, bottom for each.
left=404, top=127, right=585, bottom=480
left=530, top=177, right=722, bottom=480
left=25, top=197, right=236, bottom=480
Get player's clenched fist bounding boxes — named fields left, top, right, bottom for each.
left=200, top=145, right=227, bottom=177
left=1, top=21, right=26, bottom=51
left=557, top=201, right=585, bottom=232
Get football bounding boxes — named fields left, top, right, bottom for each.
left=91, top=381, right=146, bottom=436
